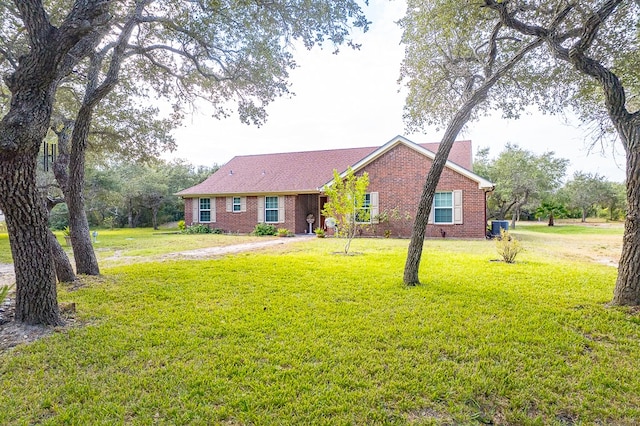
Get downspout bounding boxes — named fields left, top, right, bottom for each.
left=484, top=186, right=495, bottom=237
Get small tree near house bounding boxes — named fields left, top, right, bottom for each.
left=322, top=168, right=370, bottom=254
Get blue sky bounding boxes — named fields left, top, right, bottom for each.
left=169, top=0, right=626, bottom=182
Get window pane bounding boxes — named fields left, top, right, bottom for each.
left=434, top=192, right=452, bottom=208
left=434, top=208, right=452, bottom=223
left=200, top=211, right=211, bottom=222
left=200, top=198, right=210, bottom=210
left=265, top=210, right=278, bottom=222
left=363, top=193, right=371, bottom=208
left=356, top=208, right=370, bottom=223
left=265, top=196, right=278, bottom=209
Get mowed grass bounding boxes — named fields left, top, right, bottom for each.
left=513, top=221, right=624, bottom=267
left=2, top=226, right=639, bottom=424
left=84, top=228, right=270, bottom=265
left=0, top=227, right=271, bottom=265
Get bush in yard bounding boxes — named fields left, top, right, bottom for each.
left=253, top=223, right=277, bottom=236
left=277, top=228, right=293, bottom=237
left=183, top=224, right=212, bottom=234
left=102, top=216, right=116, bottom=230
left=496, top=229, right=523, bottom=263
left=177, top=220, right=186, bottom=231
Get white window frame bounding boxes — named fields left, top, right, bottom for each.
left=199, top=198, right=212, bottom=223
left=353, top=192, right=379, bottom=224
left=258, top=195, right=284, bottom=223
left=233, top=197, right=241, bottom=212
left=429, top=190, right=463, bottom=225
left=434, top=192, right=453, bottom=224
left=226, top=196, right=246, bottom=213
left=264, top=196, right=279, bottom=223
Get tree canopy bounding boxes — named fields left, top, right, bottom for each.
left=475, top=144, right=569, bottom=225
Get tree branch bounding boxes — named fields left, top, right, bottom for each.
left=14, top=0, right=55, bottom=53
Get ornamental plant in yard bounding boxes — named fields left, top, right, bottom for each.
left=322, top=167, right=369, bottom=254
left=253, top=223, right=277, bottom=236
left=496, top=228, right=523, bottom=263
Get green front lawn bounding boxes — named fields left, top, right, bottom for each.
left=0, top=228, right=273, bottom=266
left=1, top=235, right=637, bottom=425
left=515, top=220, right=624, bottom=235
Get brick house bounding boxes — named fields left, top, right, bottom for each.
left=176, top=135, right=494, bottom=238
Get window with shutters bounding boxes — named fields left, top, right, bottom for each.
left=355, top=193, right=371, bottom=223
left=233, top=197, right=241, bottom=212
left=265, top=196, right=279, bottom=223
left=434, top=192, right=453, bottom=224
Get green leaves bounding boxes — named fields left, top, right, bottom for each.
left=322, top=167, right=369, bottom=254
left=478, top=144, right=569, bottom=219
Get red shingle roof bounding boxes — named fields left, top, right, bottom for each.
left=177, top=136, right=475, bottom=196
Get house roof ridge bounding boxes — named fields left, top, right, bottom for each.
left=228, top=145, right=379, bottom=159
left=225, top=137, right=472, bottom=159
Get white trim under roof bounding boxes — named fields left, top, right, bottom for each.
left=322, top=135, right=494, bottom=190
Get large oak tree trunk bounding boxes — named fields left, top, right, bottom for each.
left=52, top=116, right=99, bottom=275
left=0, top=0, right=110, bottom=324
left=0, top=154, right=61, bottom=325
left=45, top=194, right=77, bottom=283
left=611, top=127, right=640, bottom=305
left=404, top=107, right=474, bottom=285
left=68, top=106, right=100, bottom=275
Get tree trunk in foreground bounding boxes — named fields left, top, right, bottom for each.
left=612, top=134, right=640, bottom=305
left=403, top=36, right=542, bottom=285
left=404, top=106, right=475, bottom=285
left=67, top=104, right=100, bottom=275
left=46, top=195, right=77, bottom=283
left=0, top=155, right=61, bottom=325
left=0, top=0, right=110, bottom=324
left=483, top=0, right=639, bottom=305
left=52, top=117, right=99, bottom=275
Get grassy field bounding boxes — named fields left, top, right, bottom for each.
left=1, top=223, right=638, bottom=424
left=0, top=228, right=270, bottom=265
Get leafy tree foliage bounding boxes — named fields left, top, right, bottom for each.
left=599, top=181, right=627, bottom=221
left=322, top=168, right=370, bottom=254
left=80, top=159, right=216, bottom=229
left=400, top=0, right=640, bottom=303
left=475, top=144, right=569, bottom=226
left=535, top=201, right=568, bottom=226
left=472, top=0, right=639, bottom=305
left=561, top=172, right=610, bottom=222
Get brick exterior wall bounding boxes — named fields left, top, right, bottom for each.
left=185, top=195, right=306, bottom=234
left=182, top=143, right=488, bottom=238
left=358, top=144, right=487, bottom=239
